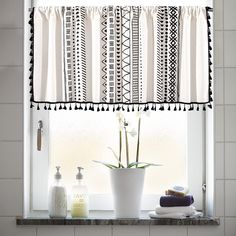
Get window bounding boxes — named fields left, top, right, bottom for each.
left=31, top=109, right=205, bottom=211
left=26, top=0, right=212, bottom=215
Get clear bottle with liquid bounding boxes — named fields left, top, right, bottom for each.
left=48, top=166, right=67, bottom=218
left=71, top=167, right=89, bottom=218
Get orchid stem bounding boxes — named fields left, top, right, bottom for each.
left=119, top=129, right=122, bottom=168
left=136, top=116, right=141, bottom=167
left=124, top=126, right=129, bottom=167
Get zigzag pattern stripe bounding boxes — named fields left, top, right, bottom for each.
left=101, top=7, right=108, bottom=102
left=121, top=6, right=131, bottom=103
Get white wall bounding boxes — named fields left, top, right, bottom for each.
left=0, top=0, right=235, bottom=235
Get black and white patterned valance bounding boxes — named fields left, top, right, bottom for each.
left=29, top=6, right=213, bottom=111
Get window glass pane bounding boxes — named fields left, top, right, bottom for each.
left=49, top=110, right=187, bottom=195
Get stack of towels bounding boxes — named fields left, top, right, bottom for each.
left=149, top=186, right=202, bottom=219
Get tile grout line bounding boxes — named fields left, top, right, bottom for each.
left=222, top=0, right=226, bottom=235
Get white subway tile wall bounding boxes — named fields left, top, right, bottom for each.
left=225, top=68, right=236, bottom=104
left=214, top=68, right=224, bottom=105
left=0, top=0, right=236, bottom=235
left=37, top=227, right=74, bottom=236
left=113, top=226, right=149, bottom=236
left=75, top=226, right=112, bottom=236
left=215, top=180, right=225, bottom=217
left=225, top=180, right=236, bottom=216
left=150, top=226, right=187, bottom=236
left=215, top=143, right=224, bottom=179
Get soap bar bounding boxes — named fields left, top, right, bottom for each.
left=165, top=186, right=189, bottom=197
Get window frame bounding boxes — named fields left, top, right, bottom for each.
left=26, top=0, right=212, bottom=215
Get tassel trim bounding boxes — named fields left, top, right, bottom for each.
left=31, top=102, right=211, bottom=112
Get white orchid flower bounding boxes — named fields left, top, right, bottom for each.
left=128, top=128, right=137, bottom=137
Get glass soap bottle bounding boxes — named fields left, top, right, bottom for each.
left=71, top=167, right=89, bottom=218
left=48, top=166, right=67, bottom=218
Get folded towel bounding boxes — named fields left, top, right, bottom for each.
left=155, top=205, right=196, bottom=215
left=160, top=195, right=194, bottom=207
left=149, top=210, right=203, bottom=219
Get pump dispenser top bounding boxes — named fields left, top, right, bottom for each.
left=55, top=166, right=62, bottom=180
left=76, top=167, right=83, bottom=180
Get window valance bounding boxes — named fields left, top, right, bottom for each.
left=29, top=6, right=212, bottom=111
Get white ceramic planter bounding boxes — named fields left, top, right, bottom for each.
left=110, top=168, right=145, bottom=218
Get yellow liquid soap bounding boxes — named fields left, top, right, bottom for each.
left=71, top=199, right=88, bottom=218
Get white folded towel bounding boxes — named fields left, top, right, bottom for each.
left=155, top=205, right=196, bottom=215
left=149, top=210, right=203, bottom=219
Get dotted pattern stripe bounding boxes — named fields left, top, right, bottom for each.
left=131, top=6, right=140, bottom=103
left=107, top=6, right=115, bottom=103
left=64, top=7, right=73, bottom=101
left=115, top=6, right=122, bottom=102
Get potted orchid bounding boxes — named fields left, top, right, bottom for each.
left=94, top=111, right=160, bottom=218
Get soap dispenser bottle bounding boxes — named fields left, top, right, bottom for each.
left=71, top=167, right=89, bottom=218
left=48, top=166, right=67, bottom=218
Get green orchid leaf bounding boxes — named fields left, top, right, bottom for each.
left=127, top=162, right=162, bottom=168
left=107, top=147, right=125, bottom=168
left=92, top=160, right=118, bottom=169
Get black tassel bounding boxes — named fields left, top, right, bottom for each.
left=101, top=105, right=105, bottom=111
left=63, top=104, right=67, bottom=110
left=127, top=105, right=130, bottom=112
left=197, top=105, right=199, bottom=111
left=48, top=104, right=51, bottom=110
left=37, top=104, right=40, bottom=110
left=44, top=104, right=47, bottom=110
left=54, top=105, right=57, bottom=111
left=208, top=103, right=212, bottom=109
left=168, top=105, right=171, bottom=111
left=159, top=105, right=164, bottom=111
left=179, top=104, right=181, bottom=111
left=154, top=104, right=156, bottom=111
left=75, top=103, right=79, bottom=110
left=84, top=104, right=87, bottom=111
left=132, top=105, right=135, bottom=112
left=116, top=105, right=120, bottom=111
left=30, top=103, right=34, bottom=108
left=89, top=104, right=92, bottom=111
left=59, top=104, right=62, bottom=110
left=69, top=104, right=72, bottom=110
left=183, top=105, right=186, bottom=111
left=151, top=104, right=155, bottom=111
left=146, top=105, right=149, bottom=111
left=106, top=105, right=109, bottom=111
left=174, top=105, right=177, bottom=111
left=122, top=105, right=125, bottom=111
left=203, top=105, right=206, bottom=111
left=78, top=104, right=83, bottom=110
